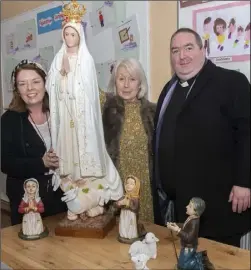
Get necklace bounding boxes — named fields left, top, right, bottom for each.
left=29, top=112, right=52, bottom=150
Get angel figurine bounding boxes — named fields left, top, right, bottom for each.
left=167, top=197, right=214, bottom=270
left=115, top=175, right=146, bottom=244
left=18, top=178, right=48, bottom=240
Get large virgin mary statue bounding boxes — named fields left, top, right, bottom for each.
left=46, top=0, right=123, bottom=220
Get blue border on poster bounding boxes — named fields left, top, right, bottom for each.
left=37, top=6, right=63, bottom=35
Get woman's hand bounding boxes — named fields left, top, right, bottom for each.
left=42, top=148, right=59, bottom=169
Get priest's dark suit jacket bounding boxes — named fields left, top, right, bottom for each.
left=152, top=60, right=250, bottom=239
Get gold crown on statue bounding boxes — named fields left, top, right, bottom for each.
left=62, top=0, right=86, bottom=24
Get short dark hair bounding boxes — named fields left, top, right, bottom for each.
left=204, top=17, right=212, bottom=25
left=170, top=28, right=203, bottom=49
left=245, top=22, right=250, bottom=31
left=238, top=26, right=244, bottom=32
left=213, top=18, right=227, bottom=36
left=228, top=18, right=236, bottom=28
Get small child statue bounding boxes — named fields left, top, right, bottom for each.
left=167, top=197, right=215, bottom=270
left=18, top=178, right=49, bottom=240
left=115, top=175, right=146, bottom=244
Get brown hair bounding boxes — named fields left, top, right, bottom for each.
left=8, top=62, right=49, bottom=113
left=213, top=18, right=227, bottom=36
left=245, top=22, right=250, bottom=31
left=228, top=18, right=236, bottom=28
left=238, top=26, right=244, bottom=32
left=204, top=17, right=212, bottom=25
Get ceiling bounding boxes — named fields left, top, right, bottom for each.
left=1, top=1, right=51, bottom=21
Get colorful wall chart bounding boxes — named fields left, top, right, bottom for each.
left=193, top=1, right=250, bottom=63
left=37, top=5, right=63, bottom=35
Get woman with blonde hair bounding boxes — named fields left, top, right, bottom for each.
left=101, top=58, right=156, bottom=223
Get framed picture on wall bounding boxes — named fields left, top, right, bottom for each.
left=180, top=1, right=213, bottom=8
left=193, top=1, right=250, bottom=63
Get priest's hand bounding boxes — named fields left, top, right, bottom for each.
left=228, top=185, right=251, bottom=213
left=42, top=148, right=59, bottom=169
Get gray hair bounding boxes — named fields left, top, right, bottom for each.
left=170, top=28, right=203, bottom=49
left=190, top=197, right=206, bottom=216
left=107, top=58, right=148, bottom=99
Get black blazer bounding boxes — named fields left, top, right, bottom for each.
left=1, top=110, right=48, bottom=178
left=152, top=60, right=250, bottom=237
left=1, top=110, right=67, bottom=225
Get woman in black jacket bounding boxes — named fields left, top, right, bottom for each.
left=1, top=60, right=66, bottom=225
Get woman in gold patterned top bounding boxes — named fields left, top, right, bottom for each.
left=100, top=58, right=156, bottom=223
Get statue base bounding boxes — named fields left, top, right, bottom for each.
left=18, top=226, right=49, bottom=241
left=54, top=212, right=116, bottom=239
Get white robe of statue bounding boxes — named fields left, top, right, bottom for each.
left=46, top=22, right=123, bottom=218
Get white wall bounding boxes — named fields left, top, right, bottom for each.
left=178, top=1, right=250, bottom=82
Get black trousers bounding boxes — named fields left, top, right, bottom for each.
left=6, top=175, right=67, bottom=225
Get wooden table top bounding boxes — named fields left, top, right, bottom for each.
left=1, top=213, right=250, bottom=269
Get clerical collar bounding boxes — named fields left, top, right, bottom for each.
left=178, top=59, right=208, bottom=87
left=179, top=81, right=189, bottom=87
left=179, top=76, right=196, bottom=88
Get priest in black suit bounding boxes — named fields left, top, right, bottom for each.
left=152, top=28, right=250, bottom=247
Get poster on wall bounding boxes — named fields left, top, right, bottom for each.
left=180, top=1, right=213, bottom=8
left=37, top=5, right=63, bottom=35
left=38, top=46, right=55, bottom=73
left=113, top=15, right=140, bottom=59
left=16, top=19, right=37, bottom=51
left=4, top=57, right=20, bottom=92
left=114, top=1, right=126, bottom=24
left=5, top=33, right=17, bottom=55
left=90, top=1, right=126, bottom=36
left=90, top=1, right=116, bottom=36
left=217, top=62, right=250, bottom=82
left=193, top=1, right=250, bottom=63
left=96, top=60, right=116, bottom=90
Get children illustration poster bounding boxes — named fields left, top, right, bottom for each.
left=90, top=1, right=115, bottom=36
left=113, top=15, right=140, bottom=59
left=90, top=1, right=126, bottom=36
left=193, top=1, right=250, bottom=63
left=5, top=33, right=16, bottom=55
left=16, top=19, right=37, bottom=51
